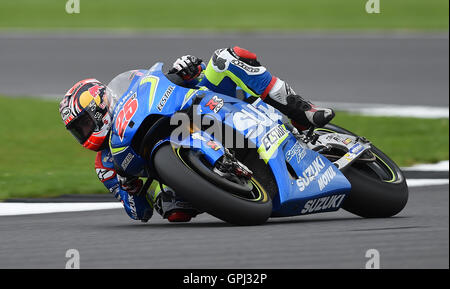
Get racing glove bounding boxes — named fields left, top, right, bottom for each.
left=118, top=175, right=144, bottom=195
left=170, top=55, right=205, bottom=81
left=115, top=176, right=153, bottom=222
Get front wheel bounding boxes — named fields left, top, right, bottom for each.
left=317, top=124, right=409, bottom=218
left=152, top=144, right=273, bottom=225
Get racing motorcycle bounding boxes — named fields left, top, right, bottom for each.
left=107, top=63, right=408, bottom=225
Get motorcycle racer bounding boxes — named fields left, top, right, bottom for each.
left=59, top=46, right=335, bottom=223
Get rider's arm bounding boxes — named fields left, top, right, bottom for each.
left=95, top=150, right=153, bottom=221
left=198, top=47, right=274, bottom=98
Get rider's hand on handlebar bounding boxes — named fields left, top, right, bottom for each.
left=169, top=55, right=205, bottom=81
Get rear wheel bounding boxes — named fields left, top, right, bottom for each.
left=316, top=124, right=408, bottom=218
left=153, top=144, right=273, bottom=225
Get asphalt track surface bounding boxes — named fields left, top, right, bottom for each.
left=0, top=32, right=448, bottom=106
left=0, top=184, right=448, bottom=269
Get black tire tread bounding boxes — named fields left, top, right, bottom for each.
left=323, top=124, right=409, bottom=218
left=153, top=144, right=272, bottom=225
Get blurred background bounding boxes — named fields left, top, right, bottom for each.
left=0, top=0, right=448, bottom=199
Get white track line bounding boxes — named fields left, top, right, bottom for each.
left=402, top=160, right=449, bottom=171
left=406, top=178, right=449, bottom=187
left=315, top=102, right=449, bottom=119
left=0, top=202, right=122, bottom=216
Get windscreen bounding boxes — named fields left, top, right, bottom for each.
left=105, top=70, right=138, bottom=116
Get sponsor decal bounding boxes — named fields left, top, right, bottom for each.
left=127, top=194, right=138, bottom=219
left=113, top=88, right=139, bottom=118
left=59, top=96, right=70, bottom=113
left=129, top=70, right=144, bottom=80
left=206, top=140, right=221, bottom=151
left=327, top=134, right=346, bottom=143
left=285, top=141, right=307, bottom=163
left=79, top=87, right=102, bottom=111
left=300, top=194, right=346, bottom=214
left=296, top=156, right=326, bottom=192
left=115, top=93, right=138, bottom=141
left=103, top=154, right=113, bottom=163
left=88, top=100, right=97, bottom=112
left=212, top=49, right=227, bottom=71
left=181, top=89, right=197, bottom=108
left=231, top=59, right=260, bottom=73
left=121, top=153, right=134, bottom=170
left=205, top=95, right=224, bottom=113
left=344, top=143, right=365, bottom=162
left=318, top=166, right=337, bottom=191
left=191, top=132, right=207, bottom=142
left=109, top=184, right=121, bottom=200
left=344, top=153, right=352, bottom=162
left=343, top=138, right=352, bottom=145
left=88, top=84, right=102, bottom=98
left=349, top=143, right=364, bottom=154
left=61, top=107, right=71, bottom=121
left=94, top=111, right=103, bottom=121
left=174, top=200, right=196, bottom=209
left=262, top=124, right=289, bottom=152
left=96, top=168, right=115, bottom=182
left=157, top=85, right=175, bottom=111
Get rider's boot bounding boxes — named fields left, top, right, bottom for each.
left=154, top=186, right=202, bottom=222
left=261, top=79, right=335, bottom=130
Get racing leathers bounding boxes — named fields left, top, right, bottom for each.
left=95, top=46, right=335, bottom=222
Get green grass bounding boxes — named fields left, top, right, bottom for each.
left=0, top=95, right=448, bottom=200
left=0, top=0, right=448, bottom=31
left=0, top=96, right=105, bottom=200
left=332, top=112, right=449, bottom=166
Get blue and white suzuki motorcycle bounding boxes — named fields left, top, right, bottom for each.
left=107, top=63, right=408, bottom=225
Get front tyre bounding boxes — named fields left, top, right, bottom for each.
left=153, top=144, right=273, bottom=225
left=318, top=124, right=409, bottom=218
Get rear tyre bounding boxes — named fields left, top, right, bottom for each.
left=317, top=124, right=408, bottom=218
left=153, top=144, right=273, bottom=225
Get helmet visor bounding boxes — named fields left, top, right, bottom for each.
left=66, top=110, right=97, bottom=144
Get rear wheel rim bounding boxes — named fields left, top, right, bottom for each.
left=314, top=128, right=399, bottom=183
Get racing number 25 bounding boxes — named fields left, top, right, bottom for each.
left=116, top=97, right=138, bottom=140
